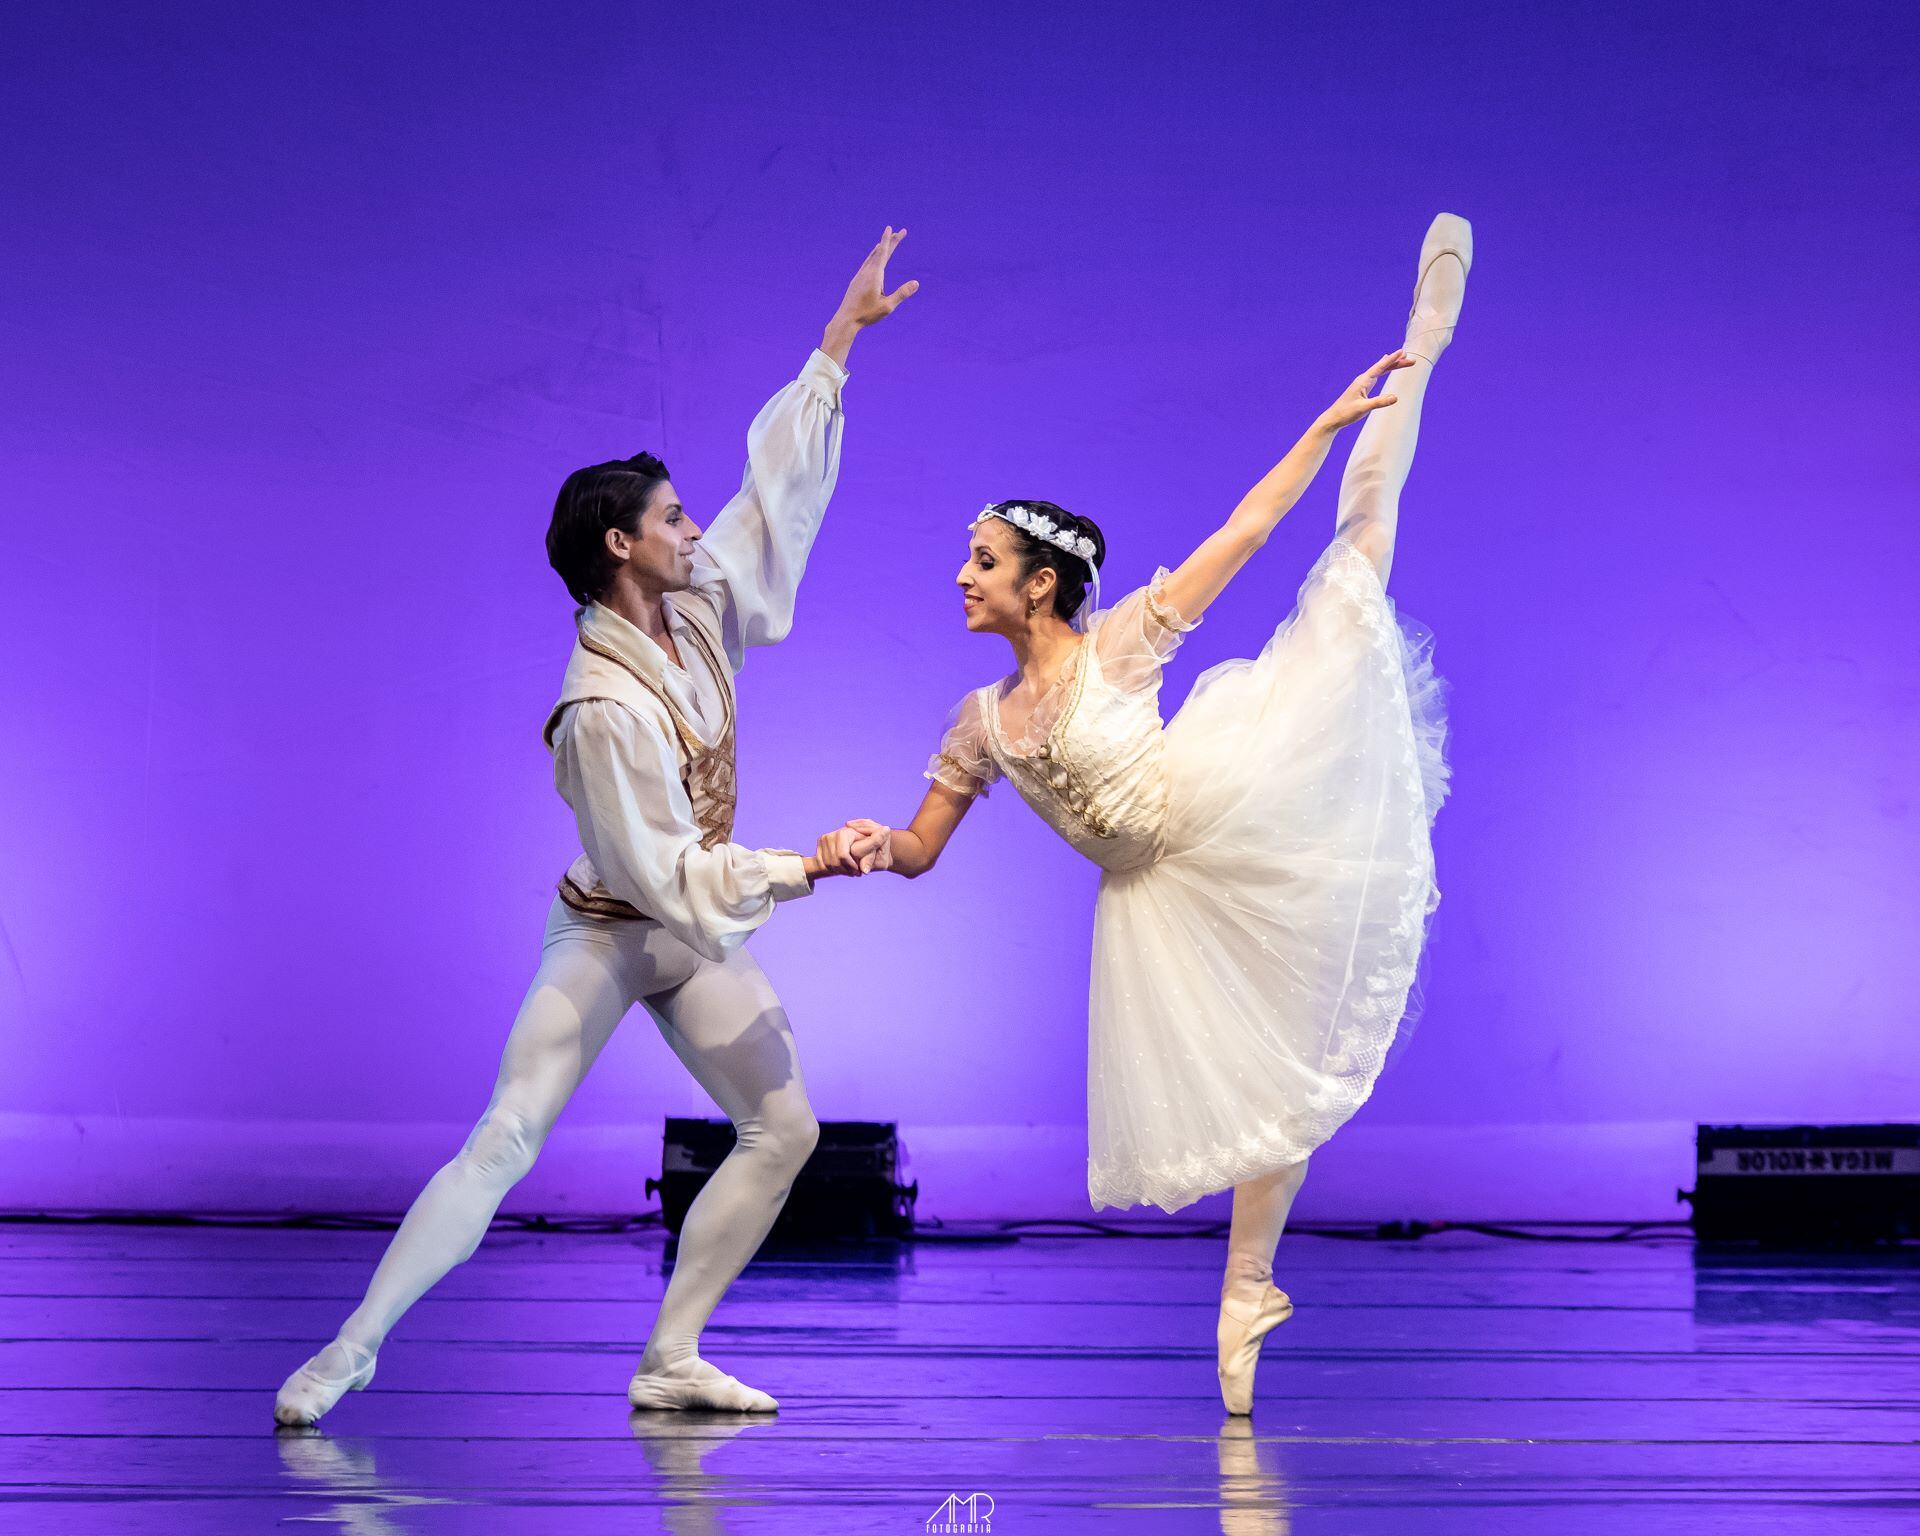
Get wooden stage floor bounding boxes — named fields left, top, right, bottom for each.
left=0, top=1223, right=1915, bottom=1533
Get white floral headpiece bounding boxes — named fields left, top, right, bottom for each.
left=975, top=503, right=1098, bottom=564
left=971, top=502, right=1102, bottom=629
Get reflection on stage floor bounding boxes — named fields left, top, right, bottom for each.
left=1, top=1223, right=1915, bottom=1533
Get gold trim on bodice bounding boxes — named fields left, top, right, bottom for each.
left=991, top=639, right=1115, bottom=840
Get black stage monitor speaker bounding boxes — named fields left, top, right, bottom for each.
left=1682, top=1123, right=1920, bottom=1245
left=648, top=1118, right=917, bottom=1242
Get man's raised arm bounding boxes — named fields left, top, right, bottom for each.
left=697, top=227, right=918, bottom=665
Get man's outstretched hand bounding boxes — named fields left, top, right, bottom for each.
left=821, top=227, right=918, bottom=365
left=811, top=820, right=894, bottom=878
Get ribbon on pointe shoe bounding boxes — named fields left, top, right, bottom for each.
left=1404, top=214, right=1473, bottom=364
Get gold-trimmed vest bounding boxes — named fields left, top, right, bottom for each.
left=543, top=597, right=739, bottom=921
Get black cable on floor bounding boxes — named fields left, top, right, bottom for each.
left=0, top=1209, right=1702, bottom=1243
left=0, top=1209, right=665, bottom=1235
left=909, top=1216, right=1700, bottom=1245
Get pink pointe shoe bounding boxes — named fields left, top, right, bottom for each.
left=1405, top=212, right=1473, bottom=364
left=1217, top=1282, right=1295, bottom=1415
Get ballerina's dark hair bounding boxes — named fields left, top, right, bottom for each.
left=985, top=499, right=1107, bottom=621
left=546, top=452, right=672, bottom=606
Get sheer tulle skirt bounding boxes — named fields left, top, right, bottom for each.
left=1086, top=540, right=1449, bottom=1212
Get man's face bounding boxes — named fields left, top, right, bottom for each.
left=611, top=481, right=703, bottom=592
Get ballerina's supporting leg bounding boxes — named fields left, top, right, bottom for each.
left=1224, top=1159, right=1309, bottom=1305
left=1334, top=213, right=1471, bottom=588
left=1217, top=1159, right=1309, bottom=1416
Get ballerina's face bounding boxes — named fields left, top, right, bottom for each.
left=957, top=517, right=1044, bottom=634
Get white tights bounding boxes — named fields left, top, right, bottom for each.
left=1224, top=1159, right=1309, bottom=1302
left=336, top=898, right=818, bottom=1371
left=1333, top=217, right=1468, bottom=591
left=1332, top=348, right=1432, bottom=591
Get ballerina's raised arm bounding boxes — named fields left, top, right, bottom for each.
left=1151, top=349, right=1412, bottom=626
left=811, top=350, right=1415, bottom=882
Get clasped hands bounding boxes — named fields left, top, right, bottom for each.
left=812, top=818, right=894, bottom=878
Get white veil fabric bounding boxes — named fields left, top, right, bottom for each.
left=1076, top=563, right=1103, bottom=632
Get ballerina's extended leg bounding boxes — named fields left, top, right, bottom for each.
left=1334, top=212, right=1473, bottom=587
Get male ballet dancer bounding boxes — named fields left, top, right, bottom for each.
left=274, top=229, right=916, bottom=1425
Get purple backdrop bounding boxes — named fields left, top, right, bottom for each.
left=3, top=1, right=1915, bottom=1219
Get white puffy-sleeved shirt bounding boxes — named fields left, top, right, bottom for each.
left=548, top=348, right=847, bottom=963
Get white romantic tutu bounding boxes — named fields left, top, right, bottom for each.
left=1086, top=541, right=1449, bottom=1212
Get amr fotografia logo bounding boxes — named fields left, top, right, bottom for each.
left=926, top=1492, right=995, bottom=1532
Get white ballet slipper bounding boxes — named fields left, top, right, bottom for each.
left=627, top=1356, right=778, bottom=1414
left=1217, top=1282, right=1294, bottom=1416
left=1405, top=212, right=1473, bottom=363
left=273, top=1339, right=377, bottom=1427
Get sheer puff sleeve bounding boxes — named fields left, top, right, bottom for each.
left=924, top=690, right=1000, bottom=797
left=1089, top=566, right=1200, bottom=694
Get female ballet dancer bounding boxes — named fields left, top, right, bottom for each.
left=272, top=229, right=913, bottom=1427
left=823, top=215, right=1468, bottom=1415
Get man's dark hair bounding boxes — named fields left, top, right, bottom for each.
left=989, top=499, right=1107, bottom=620
left=546, top=453, right=672, bottom=606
